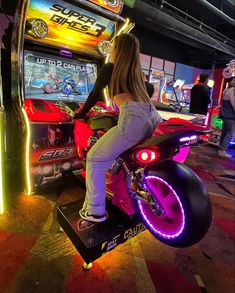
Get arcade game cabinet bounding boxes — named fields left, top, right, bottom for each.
left=148, top=70, right=200, bottom=119
left=164, top=79, right=187, bottom=111
left=9, top=0, right=131, bottom=197
left=149, top=68, right=166, bottom=102
left=147, top=68, right=202, bottom=120
left=6, top=0, right=141, bottom=268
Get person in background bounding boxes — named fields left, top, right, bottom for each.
left=189, top=74, right=210, bottom=115
left=218, top=77, right=235, bottom=158
left=143, top=73, right=155, bottom=98
left=76, top=34, right=162, bottom=222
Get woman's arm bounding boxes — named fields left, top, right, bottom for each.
left=75, top=63, right=113, bottom=118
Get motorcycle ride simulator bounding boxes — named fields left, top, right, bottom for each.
left=57, top=101, right=212, bottom=270
left=9, top=0, right=212, bottom=270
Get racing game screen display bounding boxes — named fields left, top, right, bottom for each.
left=24, top=50, right=97, bottom=102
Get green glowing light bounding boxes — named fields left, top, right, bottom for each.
left=215, top=118, right=223, bottom=129
left=122, top=0, right=136, bottom=8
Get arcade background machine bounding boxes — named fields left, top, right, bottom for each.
left=149, top=68, right=166, bottom=102
left=147, top=68, right=194, bottom=117
left=2, top=0, right=132, bottom=213
left=148, top=73, right=206, bottom=122
left=208, top=60, right=235, bottom=147
left=164, top=79, right=187, bottom=111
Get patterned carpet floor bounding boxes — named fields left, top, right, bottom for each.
left=0, top=144, right=234, bottom=293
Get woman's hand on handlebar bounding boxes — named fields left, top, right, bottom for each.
left=74, top=112, right=84, bottom=120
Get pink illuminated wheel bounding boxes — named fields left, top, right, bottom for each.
left=138, top=160, right=212, bottom=247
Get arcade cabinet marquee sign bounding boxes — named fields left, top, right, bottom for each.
left=25, top=0, right=115, bottom=56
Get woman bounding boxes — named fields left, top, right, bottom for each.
left=77, top=33, right=162, bottom=222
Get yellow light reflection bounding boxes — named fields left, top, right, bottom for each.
left=208, top=79, right=214, bottom=88
left=103, top=86, right=111, bottom=107
left=124, top=23, right=135, bottom=34
left=105, top=18, right=132, bottom=63
left=0, top=112, right=4, bottom=214
left=111, top=18, right=130, bottom=41
left=21, top=108, right=31, bottom=195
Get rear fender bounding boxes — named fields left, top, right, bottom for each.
left=173, top=146, right=190, bottom=163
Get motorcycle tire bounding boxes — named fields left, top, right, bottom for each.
left=43, top=83, right=54, bottom=94
left=138, top=160, right=212, bottom=247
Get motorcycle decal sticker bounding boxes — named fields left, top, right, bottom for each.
left=38, top=147, right=74, bottom=162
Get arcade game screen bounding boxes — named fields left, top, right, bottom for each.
left=24, top=50, right=97, bottom=102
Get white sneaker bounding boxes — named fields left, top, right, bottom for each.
left=79, top=209, right=107, bottom=223
left=218, top=150, right=232, bottom=158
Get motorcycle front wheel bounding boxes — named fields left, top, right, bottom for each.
left=43, top=83, right=54, bottom=94
left=138, top=160, right=212, bottom=247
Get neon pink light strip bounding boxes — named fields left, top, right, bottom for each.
left=138, top=176, right=185, bottom=239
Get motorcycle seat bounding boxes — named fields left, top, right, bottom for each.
left=88, top=115, right=118, bottom=130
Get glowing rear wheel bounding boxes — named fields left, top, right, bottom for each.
left=139, top=160, right=212, bottom=247
left=138, top=176, right=185, bottom=239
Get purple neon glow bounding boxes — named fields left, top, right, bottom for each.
left=60, top=49, right=72, bottom=57
left=138, top=176, right=185, bottom=239
left=204, top=112, right=210, bottom=126
left=173, top=146, right=190, bottom=163
left=180, top=135, right=197, bottom=142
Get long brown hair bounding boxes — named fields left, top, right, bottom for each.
left=109, top=33, right=150, bottom=103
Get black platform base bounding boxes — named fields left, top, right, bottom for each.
left=57, top=200, right=145, bottom=264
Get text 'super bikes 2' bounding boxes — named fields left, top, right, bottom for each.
left=65, top=101, right=212, bottom=248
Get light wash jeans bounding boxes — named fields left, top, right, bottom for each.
left=82, top=101, right=162, bottom=215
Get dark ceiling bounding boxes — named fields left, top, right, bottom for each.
left=122, top=0, right=235, bottom=69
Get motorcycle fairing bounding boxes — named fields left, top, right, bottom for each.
left=24, top=98, right=71, bottom=122
left=106, top=169, right=137, bottom=215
